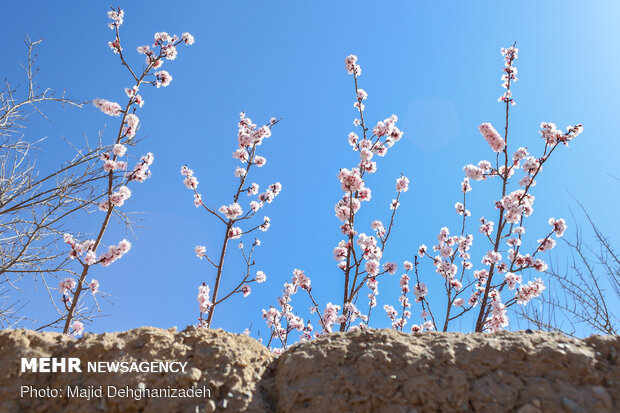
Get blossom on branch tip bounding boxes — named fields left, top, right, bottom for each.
left=181, top=32, right=195, bottom=45
left=255, top=271, right=267, bottom=283
left=195, top=245, right=206, bottom=259
left=89, top=279, right=99, bottom=294
left=99, top=239, right=131, bottom=267
left=197, top=284, right=212, bottom=313
left=548, top=217, right=567, bottom=237
left=93, top=99, right=122, bottom=117
left=107, top=8, right=124, bottom=29
left=396, top=176, right=410, bottom=192
left=259, top=217, right=271, bottom=232
left=292, top=269, right=311, bottom=291
left=479, top=123, right=506, bottom=153
left=345, top=54, right=361, bottom=76
left=155, top=70, right=172, bottom=88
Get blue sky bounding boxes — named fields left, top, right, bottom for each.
left=3, top=1, right=618, bottom=338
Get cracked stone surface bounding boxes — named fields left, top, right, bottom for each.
left=0, top=327, right=617, bottom=412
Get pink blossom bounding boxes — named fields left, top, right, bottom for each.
left=108, top=38, right=121, bottom=54
left=233, top=148, right=249, bottom=162
left=197, top=284, right=212, bottom=313
left=383, top=262, right=397, bottom=275
left=453, top=298, right=465, bottom=307
left=479, top=123, right=506, bottom=153
left=107, top=8, right=124, bottom=28
left=504, top=272, right=522, bottom=290
left=99, top=239, right=131, bottom=267
left=123, top=114, right=139, bottom=139
left=259, top=217, right=271, bottom=232
left=247, top=183, right=259, bottom=196
left=155, top=70, right=172, bottom=87
left=93, top=99, right=122, bottom=116
left=84, top=251, right=97, bottom=265
left=59, top=278, right=76, bottom=295
left=338, top=168, right=364, bottom=192
left=234, top=166, right=247, bottom=177
left=395, top=176, right=410, bottom=192
left=414, top=282, right=428, bottom=302
left=219, top=203, right=243, bottom=220
left=537, top=237, right=556, bottom=252
left=463, top=164, right=485, bottom=181
left=195, top=245, right=206, bottom=259
left=345, top=54, right=361, bottom=76
left=255, top=271, right=267, bottom=283
left=548, top=217, right=567, bottom=237
left=321, top=302, right=342, bottom=332
left=461, top=178, right=472, bottom=193
left=89, top=279, right=99, bottom=294
left=241, top=285, right=251, bottom=297
left=522, top=156, right=541, bottom=175
left=254, top=156, right=266, bottom=167
left=384, top=304, right=398, bottom=320
left=228, top=227, right=242, bottom=239
left=418, top=244, right=427, bottom=257
left=485, top=290, right=509, bottom=332
left=112, top=144, right=127, bottom=157
left=513, top=146, right=529, bottom=162
left=400, top=273, right=410, bottom=293
left=163, top=45, right=177, bottom=60
left=479, top=218, right=494, bottom=236
left=182, top=32, right=195, bottom=45
left=70, top=320, right=84, bottom=337
left=154, top=32, right=171, bottom=45
left=449, top=278, right=463, bottom=290
left=184, top=176, right=198, bottom=190
left=515, top=278, right=545, bottom=304
left=482, top=250, right=502, bottom=265
left=365, top=259, right=380, bottom=276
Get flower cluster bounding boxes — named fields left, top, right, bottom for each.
left=98, top=239, right=131, bottom=267
left=499, top=45, right=518, bottom=105
left=93, top=99, right=121, bottom=116
left=479, top=123, right=506, bottom=153
left=127, top=153, right=154, bottom=183
left=394, top=44, right=583, bottom=334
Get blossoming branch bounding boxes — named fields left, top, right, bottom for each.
left=183, top=113, right=280, bottom=329
left=59, top=8, right=194, bottom=336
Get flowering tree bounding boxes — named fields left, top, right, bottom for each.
left=409, top=44, right=582, bottom=333
left=56, top=8, right=194, bottom=336
left=262, top=54, right=411, bottom=349
left=182, top=113, right=280, bottom=329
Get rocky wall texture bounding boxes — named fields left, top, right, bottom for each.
left=0, top=327, right=618, bottom=412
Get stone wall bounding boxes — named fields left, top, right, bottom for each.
left=0, top=327, right=617, bottom=412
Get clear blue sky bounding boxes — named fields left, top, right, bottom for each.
left=3, top=1, right=618, bottom=337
